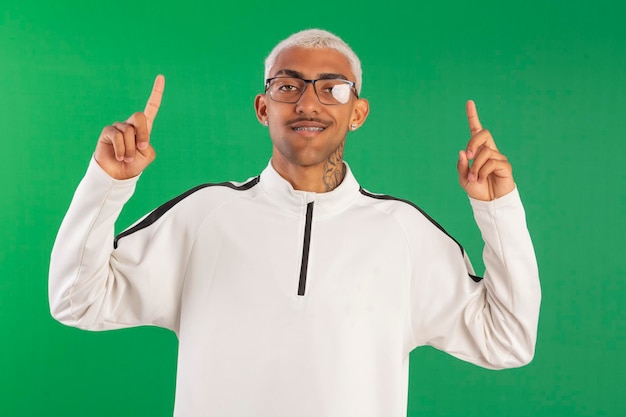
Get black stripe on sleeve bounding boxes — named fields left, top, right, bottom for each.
left=358, top=187, right=484, bottom=282
left=113, top=176, right=260, bottom=249
left=469, top=274, right=483, bottom=283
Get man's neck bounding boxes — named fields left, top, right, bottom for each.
left=271, top=155, right=346, bottom=193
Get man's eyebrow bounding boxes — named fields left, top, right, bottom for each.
left=272, top=69, right=304, bottom=78
left=317, top=73, right=349, bottom=80
left=271, top=69, right=349, bottom=81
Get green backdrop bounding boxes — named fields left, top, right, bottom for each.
left=1, top=0, right=625, bottom=416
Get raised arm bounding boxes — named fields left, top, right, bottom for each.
left=410, top=101, right=541, bottom=369
left=49, top=76, right=184, bottom=332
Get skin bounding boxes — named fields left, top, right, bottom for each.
left=94, top=75, right=164, bottom=180
left=458, top=100, right=515, bottom=201
left=95, top=57, right=514, bottom=201
left=254, top=46, right=370, bottom=192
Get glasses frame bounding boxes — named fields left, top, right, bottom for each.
left=264, top=76, right=359, bottom=105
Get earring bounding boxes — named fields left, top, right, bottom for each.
left=264, top=121, right=269, bottom=126
left=350, top=124, right=357, bottom=130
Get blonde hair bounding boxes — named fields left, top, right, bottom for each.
left=264, top=29, right=363, bottom=95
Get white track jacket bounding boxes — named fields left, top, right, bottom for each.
left=49, top=158, right=541, bottom=417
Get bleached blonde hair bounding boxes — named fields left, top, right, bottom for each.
left=264, top=29, right=363, bottom=95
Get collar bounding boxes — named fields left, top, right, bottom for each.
left=259, top=160, right=361, bottom=217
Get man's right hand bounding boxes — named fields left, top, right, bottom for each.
left=94, top=75, right=165, bottom=180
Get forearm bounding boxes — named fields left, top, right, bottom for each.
left=468, top=187, right=541, bottom=367
left=49, top=157, right=138, bottom=328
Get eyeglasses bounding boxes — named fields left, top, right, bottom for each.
left=265, top=77, right=358, bottom=105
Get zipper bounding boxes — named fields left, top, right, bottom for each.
left=297, top=202, right=314, bottom=296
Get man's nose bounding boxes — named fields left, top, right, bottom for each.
left=296, top=82, right=321, bottom=112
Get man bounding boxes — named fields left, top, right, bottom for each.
left=49, top=29, right=541, bottom=417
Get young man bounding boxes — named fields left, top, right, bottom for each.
left=49, top=29, right=541, bottom=417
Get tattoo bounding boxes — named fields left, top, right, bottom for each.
left=323, top=142, right=346, bottom=192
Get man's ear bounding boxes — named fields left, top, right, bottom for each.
left=350, top=98, right=370, bottom=130
left=254, top=94, right=269, bottom=126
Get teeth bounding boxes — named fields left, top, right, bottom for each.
left=294, top=127, right=324, bottom=131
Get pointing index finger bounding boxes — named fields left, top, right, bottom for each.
left=466, top=99, right=482, bottom=135
left=144, top=74, right=165, bottom=133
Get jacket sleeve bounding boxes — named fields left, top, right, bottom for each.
left=409, top=187, right=541, bottom=369
left=48, top=158, right=186, bottom=333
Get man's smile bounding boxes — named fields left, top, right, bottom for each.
left=287, top=117, right=330, bottom=136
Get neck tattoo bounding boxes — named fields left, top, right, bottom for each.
left=322, top=142, right=346, bottom=192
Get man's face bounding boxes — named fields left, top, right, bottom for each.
left=255, top=46, right=369, bottom=171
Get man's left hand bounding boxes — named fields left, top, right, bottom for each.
left=457, top=100, right=515, bottom=201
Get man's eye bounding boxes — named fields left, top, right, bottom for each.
left=278, top=84, right=299, bottom=92
left=317, top=82, right=333, bottom=92
left=320, top=81, right=341, bottom=93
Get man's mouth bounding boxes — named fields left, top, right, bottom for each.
left=287, top=118, right=330, bottom=134
left=293, top=126, right=326, bottom=132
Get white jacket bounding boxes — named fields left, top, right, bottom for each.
left=49, top=158, right=541, bottom=417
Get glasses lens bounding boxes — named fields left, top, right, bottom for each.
left=317, top=80, right=352, bottom=104
left=268, top=78, right=306, bottom=103
left=267, top=77, right=354, bottom=105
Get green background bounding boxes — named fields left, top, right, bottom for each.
left=1, top=0, right=625, bottom=416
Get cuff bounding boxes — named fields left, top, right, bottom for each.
left=87, top=155, right=142, bottom=189
left=469, top=186, right=522, bottom=212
